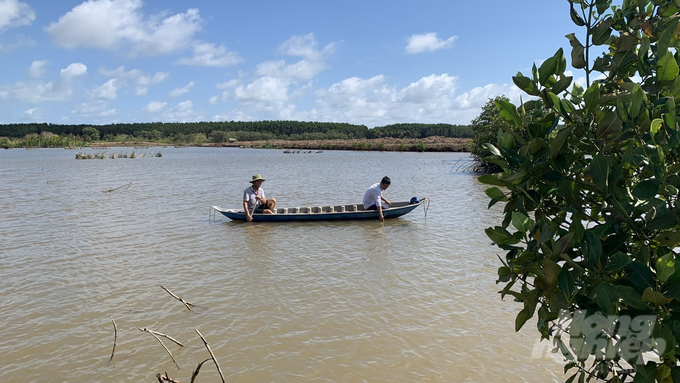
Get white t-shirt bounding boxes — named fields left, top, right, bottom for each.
left=243, top=186, right=265, bottom=213
left=363, top=183, right=383, bottom=209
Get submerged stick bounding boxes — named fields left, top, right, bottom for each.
left=195, top=329, right=225, bottom=383
left=161, top=285, right=194, bottom=312
left=156, top=372, right=180, bottom=383
left=106, top=182, right=132, bottom=193
left=190, top=358, right=212, bottom=383
left=140, top=327, right=180, bottom=370
left=107, top=316, right=118, bottom=364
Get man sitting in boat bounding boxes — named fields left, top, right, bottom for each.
left=363, top=176, right=392, bottom=221
left=243, top=174, right=277, bottom=221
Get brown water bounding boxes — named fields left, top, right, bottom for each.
left=0, top=147, right=564, bottom=382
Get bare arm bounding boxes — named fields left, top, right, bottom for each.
left=243, top=200, right=253, bottom=222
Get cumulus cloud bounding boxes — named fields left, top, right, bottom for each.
left=176, top=41, right=243, bottom=67
left=232, top=77, right=290, bottom=103
left=0, top=62, right=87, bottom=103
left=27, top=60, right=47, bottom=78
left=94, top=79, right=118, bottom=100
left=99, top=65, right=168, bottom=95
left=143, top=100, right=166, bottom=112
left=71, top=100, right=116, bottom=118
left=162, top=100, right=202, bottom=121
left=169, top=81, right=194, bottom=97
left=255, top=33, right=334, bottom=80
left=45, top=0, right=202, bottom=56
left=0, top=0, right=34, bottom=31
left=405, top=32, right=458, bottom=54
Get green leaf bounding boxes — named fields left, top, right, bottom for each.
left=591, top=17, right=613, bottom=45
left=595, top=282, right=618, bottom=315
left=595, top=0, right=611, bottom=15
left=632, top=179, right=659, bottom=200
left=569, top=4, right=585, bottom=26
left=603, top=252, right=631, bottom=273
left=498, top=131, right=515, bottom=150
left=552, top=76, right=573, bottom=95
left=485, top=226, right=520, bottom=245
left=484, top=186, right=507, bottom=201
left=566, top=33, right=587, bottom=69
left=511, top=211, right=533, bottom=233
left=642, top=287, right=671, bottom=306
left=633, top=361, right=658, bottom=383
left=477, top=174, right=510, bottom=187
left=656, top=253, right=676, bottom=284
left=512, top=73, right=540, bottom=96
left=584, top=83, right=601, bottom=115
left=655, top=231, right=680, bottom=248
left=550, top=126, right=573, bottom=159
left=589, top=154, right=609, bottom=194
left=650, top=118, right=663, bottom=143
left=615, top=285, right=649, bottom=310
left=626, top=261, right=655, bottom=289
left=538, top=49, right=564, bottom=86
left=495, top=99, right=521, bottom=125
left=558, top=266, right=575, bottom=300
left=657, top=52, right=679, bottom=83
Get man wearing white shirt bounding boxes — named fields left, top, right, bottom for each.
left=363, top=176, right=392, bottom=221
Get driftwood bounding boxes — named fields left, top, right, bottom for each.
left=156, top=372, right=180, bottom=383
left=190, top=358, right=212, bottom=383
left=140, top=327, right=182, bottom=370
left=195, top=329, right=226, bottom=383
left=161, top=285, right=195, bottom=312
left=106, top=182, right=132, bottom=193
left=107, top=317, right=117, bottom=364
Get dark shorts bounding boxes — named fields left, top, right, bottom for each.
left=366, top=204, right=378, bottom=210
left=254, top=205, right=266, bottom=213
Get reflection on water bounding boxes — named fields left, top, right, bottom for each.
left=0, top=148, right=563, bottom=382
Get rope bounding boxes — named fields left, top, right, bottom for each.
left=421, top=197, right=430, bottom=219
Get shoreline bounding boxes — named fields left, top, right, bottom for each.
left=89, top=137, right=470, bottom=152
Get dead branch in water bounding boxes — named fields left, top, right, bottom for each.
left=156, top=372, right=180, bottom=383
left=105, top=182, right=132, bottom=193
left=107, top=316, right=117, bottom=364
left=195, top=329, right=226, bottom=383
left=161, top=285, right=195, bottom=312
left=140, top=327, right=181, bottom=370
left=190, top=358, right=212, bottom=383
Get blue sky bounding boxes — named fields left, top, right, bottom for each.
left=0, top=0, right=579, bottom=128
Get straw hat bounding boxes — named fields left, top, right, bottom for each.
left=249, top=174, right=266, bottom=183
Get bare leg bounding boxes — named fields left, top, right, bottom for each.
left=263, top=198, right=277, bottom=214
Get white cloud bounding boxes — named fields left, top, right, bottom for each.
left=162, top=100, right=202, bottom=122
left=0, top=62, right=87, bottom=103
left=232, top=76, right=290, bottom=102
left=99, top=65, right=168, bottom=95
left=176, top=41, right=243, bottom=67
left=143, top=100, right=166, bottom=112
left=45, top=0, right=202, bottom=56
left=23, top=107, right=36, bottom=115
left=405, top=32, right=458, bottom=54
left=0, top=0, right=34, bottom=31
left=27, top=60, right=47, bottom=78
left=94, top=79, right=118, bottom=100
left=61, top=63, right=87, bottom=78
left=256, top=33, right=334, bottom=80
left=169, top=81, right=194, bottom=97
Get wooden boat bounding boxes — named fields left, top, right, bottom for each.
left=211, top=198, right=428, bottom=222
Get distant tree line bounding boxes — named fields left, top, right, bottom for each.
left=0, top=121, right=472, bottom=143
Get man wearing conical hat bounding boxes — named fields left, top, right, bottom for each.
left=243, top=174, right=277, bottom=222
